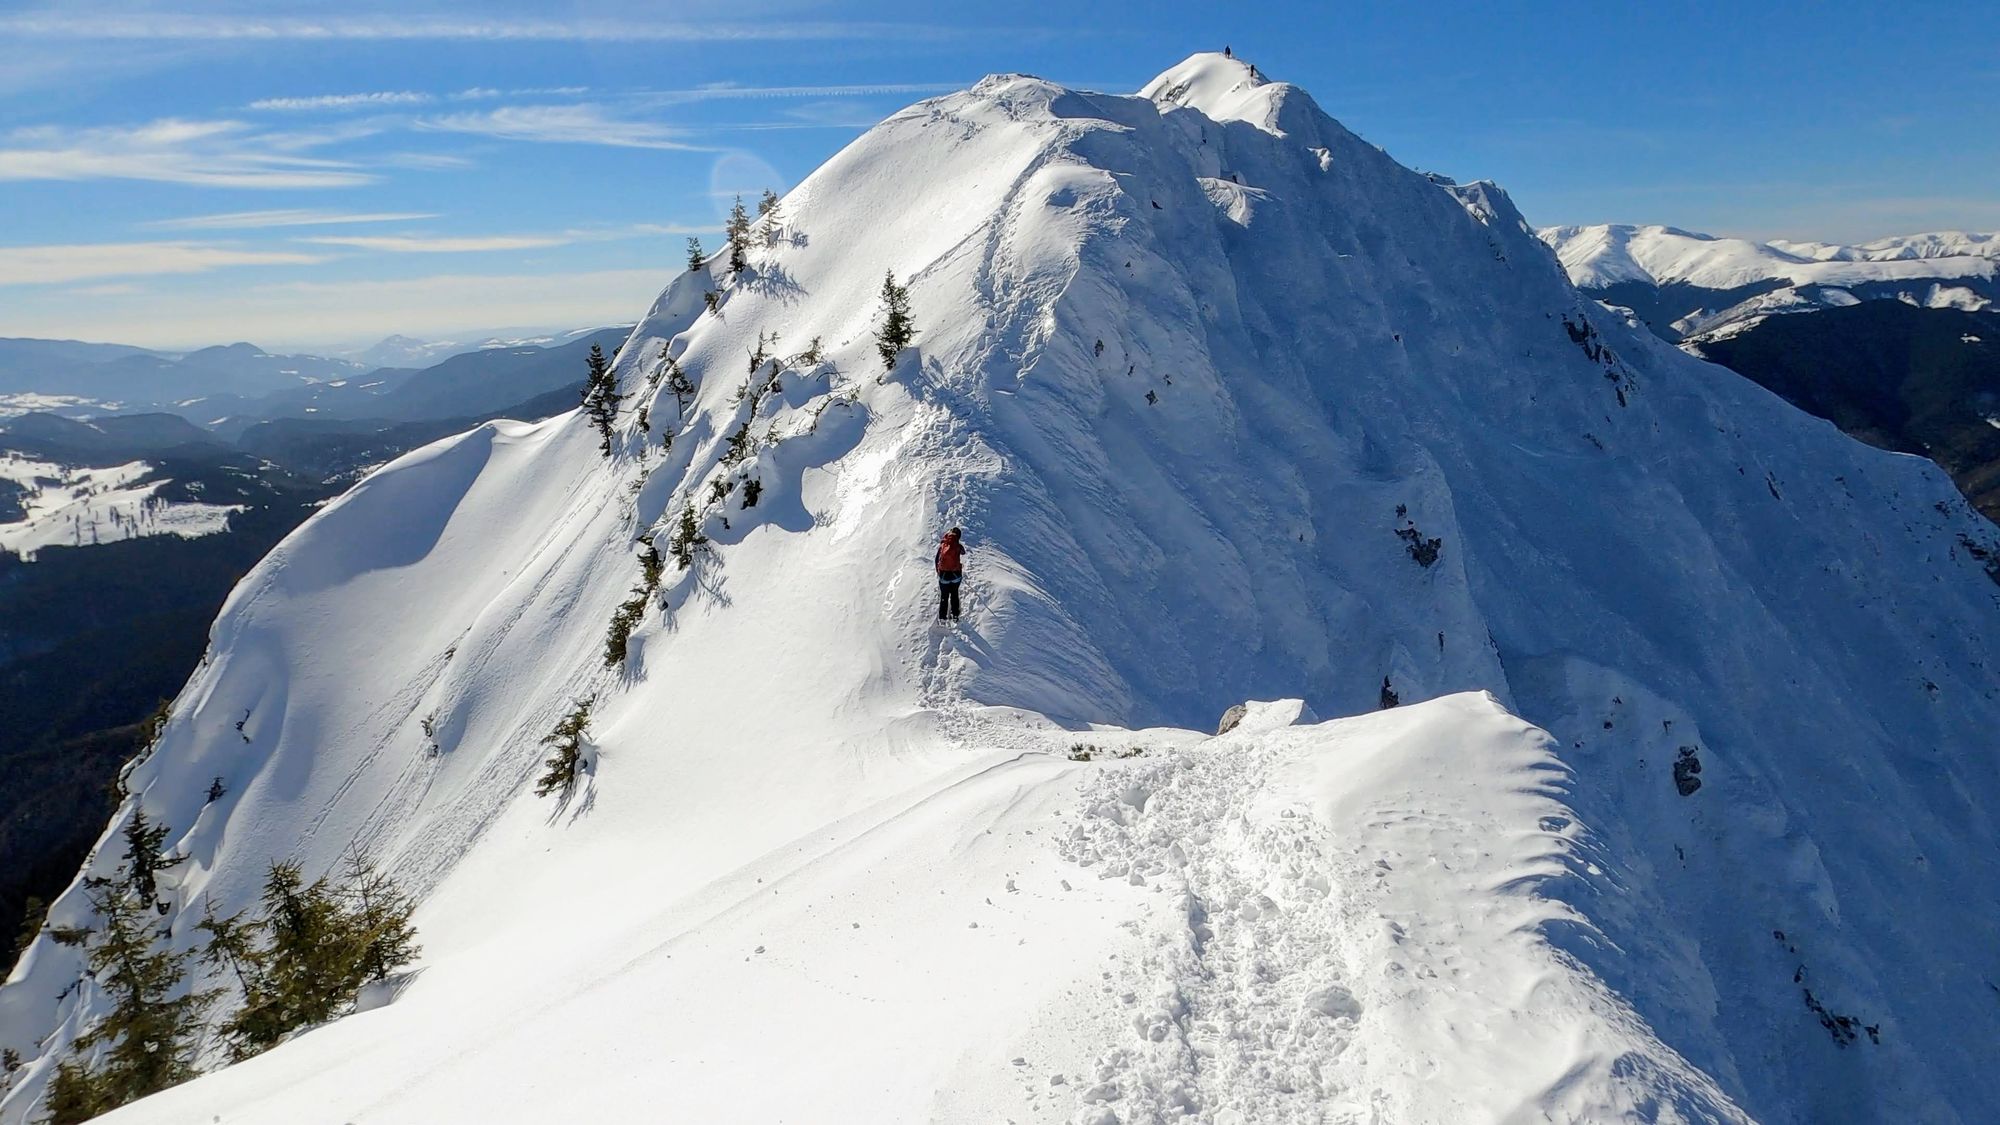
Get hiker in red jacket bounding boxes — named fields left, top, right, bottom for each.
left=935, top=527, right=964, bottom=621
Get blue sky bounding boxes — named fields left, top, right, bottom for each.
left=1, top=1, right=1994, bottom=351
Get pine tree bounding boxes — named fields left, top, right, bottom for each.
left=121, top=807, right=186, bottom=908
left=747, top=330, right=775, bottom=378
left=39, top=1058, right=112, bottom=1125
left=875, top=272, right=917, bottom=371
left=341, top=854, right=420, bottom=985
left=725, top=195, right=751, bottom=275
left=758, top=189, right=781, bottom=248
left=639, top=538, right=665, bottom=590
left=11, top=895, right=45, bottom=965
left=604, top=589, right=648, bottom=667
left=53, top=878, right=214, bottom=1116
left=536, top=699, right=594, bottom=800
left=721, top=419, right=754, bottom=465
left=580, top=343, right=623, bottom=456
left=664, top=353, right=696, bottom=414
left=685, top=236, right=705, bottom=273
left=138, top=699, right=171, bottom=746
left=198, top=858, right=418, bottom=1061
left=195, top=902, right=263, bottom=999
left=220, top=864, right=361, bottom=1055
left=667, top=503, right=708, bottom=570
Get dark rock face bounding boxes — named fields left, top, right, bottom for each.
left=1215, top=703, right=1247, bottom=735
left=1673, top=746, right=1703, bottom=796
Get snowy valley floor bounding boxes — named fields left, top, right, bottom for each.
left=92, top=693, right=1741, bottom=1125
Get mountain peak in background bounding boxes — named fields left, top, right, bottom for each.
left=3, top=52, right=1997, bottom=1124
left=1539, top=222, right=2000, bottom=292
left=1542, top=222, right=2000, bottom=522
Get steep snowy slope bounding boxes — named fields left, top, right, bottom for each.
left=5, top=54, right=2000, bottom=1124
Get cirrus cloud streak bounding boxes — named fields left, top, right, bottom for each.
left=0, top=240, right=325, bottom=286
left=0, top=118, right=375, bottom=188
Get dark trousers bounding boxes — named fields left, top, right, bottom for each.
left=937, top=571, right=962, bottom=619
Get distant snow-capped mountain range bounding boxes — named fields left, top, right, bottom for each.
left=1539, top=224, right=2000, bottom=523
left=341, top=326, right=614, bottom=370
left=0, top=327, right=619, bottom=421
left=1537, top=223, right=1998, bottom=340
left=1539, top=224, right=1998, bottom=292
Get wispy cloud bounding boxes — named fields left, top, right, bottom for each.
left=639, top=81, right=959, bottom=105
left=452, top=86, right=589, bottom=101
left=0, top=118, right=374, bottom=188
left=0, top=269, right=667, bottom=351
left=378, top=151, right=476, bottom=171
left=0, top=14, right=969, bottom=43
left=700, top=100, right=899, bottom=132
left=417, top=104, right=701, bottom=150
left=144, top=209, right=441, bottom=230
left=65, top=283, right=147, bottom=296
left=624, top=223, right=723, bottom=237
left=0, top=241, right=325, bottom=286
left=246, top=87, right=596, bottom=112
left=298, top=223, right=721, bottom=254
left=298, top=234, right=570, bottom=253
left=249, top=91, right=433, bottom=111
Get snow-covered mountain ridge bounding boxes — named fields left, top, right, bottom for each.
left=1538, top=223, right=1999, bottom=342
left=4, top=54, right=1998, bottom=1124
left=1539, top=223, right=2000, bottom=291
left=1536, top=219, right=1992, bottom=342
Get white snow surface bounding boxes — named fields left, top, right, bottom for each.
left=5, top=54, right=2000, bottom=1124
left=1675, top=283, right=1992, bottom=347
left=1539, top=223, right=2000, bottom=290
left=1769, top=230, right=2000, bottom=264
left=0, top=454, right=242, bottom=560
left=0, top=394, right=116, bottom=420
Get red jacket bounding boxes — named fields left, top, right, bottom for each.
left=935, top=532, right=963, bottom=572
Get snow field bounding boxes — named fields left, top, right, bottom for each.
left=0, top=454, right=242, bottom=559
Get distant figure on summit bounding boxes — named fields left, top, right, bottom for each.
left=935, top=527, right=965, bottom=622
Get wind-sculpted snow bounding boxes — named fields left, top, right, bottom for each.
left=5, top=53, right=1999, bottom=1124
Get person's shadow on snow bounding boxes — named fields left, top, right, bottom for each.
left=948, top=620, right=996, bottom=666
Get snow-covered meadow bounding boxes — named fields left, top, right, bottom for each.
left=0, top=454, right=241, bottom=560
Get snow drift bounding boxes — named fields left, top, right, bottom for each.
left=4, top=54, right=1999, bottom=1124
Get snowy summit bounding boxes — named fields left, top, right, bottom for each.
left=4, top=53, right=1999, bottom=1124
